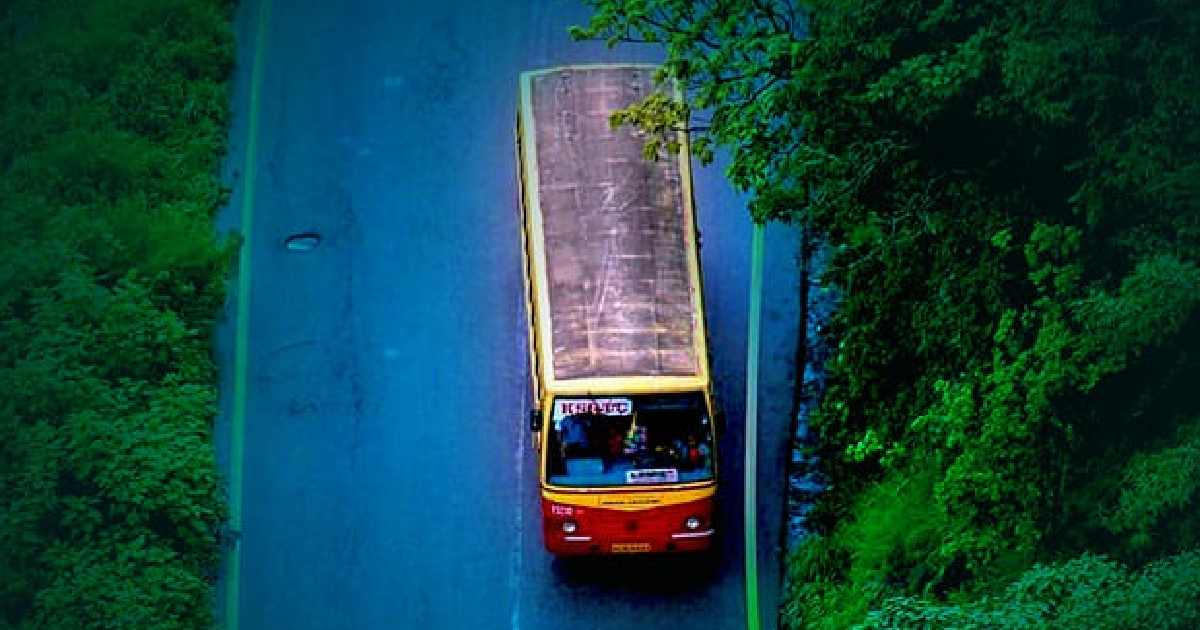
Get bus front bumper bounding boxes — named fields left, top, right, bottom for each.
left=544, top=526, right=716, bottom=555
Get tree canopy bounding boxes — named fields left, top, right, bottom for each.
left=573, top=0, right=1200, bottom=626
left=1, top=0, right=237, bottom=627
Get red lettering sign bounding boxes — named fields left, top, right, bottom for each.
left=553, top=397, right=632, bottom=420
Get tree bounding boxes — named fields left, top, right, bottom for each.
left=0, top=0, right=236, bottom=626
left=574, top=0, right=1200, bottom=626
left=865, top=550, right=1200, bottom=630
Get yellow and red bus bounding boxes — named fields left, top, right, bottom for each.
left=516, top=64, right=720, bottom=555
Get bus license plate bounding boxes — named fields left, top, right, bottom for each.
left=611, top=542, right=651, bottom=553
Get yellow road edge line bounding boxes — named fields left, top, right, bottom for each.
left=224, top=0, right=272, bottom=627
left=744, top=222, right=765, bottom=630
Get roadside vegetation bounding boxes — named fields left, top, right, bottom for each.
left=573, top=0, right=1200, bottom=627
left=0, top=0, right=237, bottom=627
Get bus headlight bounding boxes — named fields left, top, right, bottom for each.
left=561, top=520, right=578, bottom=534
left=684, top=516, right=702, bottom=531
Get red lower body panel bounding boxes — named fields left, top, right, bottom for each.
left=540, top=496, right=715, bottom=555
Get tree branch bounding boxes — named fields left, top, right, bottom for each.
left=641, top=11, right=720, bottom=50
left=752, top=0, right=786, bottom=34
left=744, top=74, right=782, bottom=105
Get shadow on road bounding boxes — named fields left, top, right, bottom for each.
left=550, top=550, right=723, bottom=594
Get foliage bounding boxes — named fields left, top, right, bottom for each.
left=863, top=549, right=1200, bottom=630
left=0, top=0, right=236, bottom=626
left=1098, top=416, right=1200, bottom=548
left=571, top=0, right=818, bottom=222
left=574, top=0, right=1200, bottom=626
left=782, top=466, right=956, bottom=628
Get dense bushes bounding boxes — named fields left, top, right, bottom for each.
left=866, top=550, right=1200, bottom=629
left=0, top=0, right=236, bottom=627
left=574, top=0, right=1200, bottom=627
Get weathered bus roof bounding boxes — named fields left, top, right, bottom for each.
left=518, top=64, right=709, bottom=385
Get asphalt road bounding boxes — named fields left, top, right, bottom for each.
left=215, top=1, right=800, bottom=628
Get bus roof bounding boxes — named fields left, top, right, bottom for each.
left=518, top=64, right=710, bottom=388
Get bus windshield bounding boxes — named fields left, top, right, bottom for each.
left=546, top=392, right=714, bottom=488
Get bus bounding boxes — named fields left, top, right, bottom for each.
left=515, top=64, right=720, bottom=555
